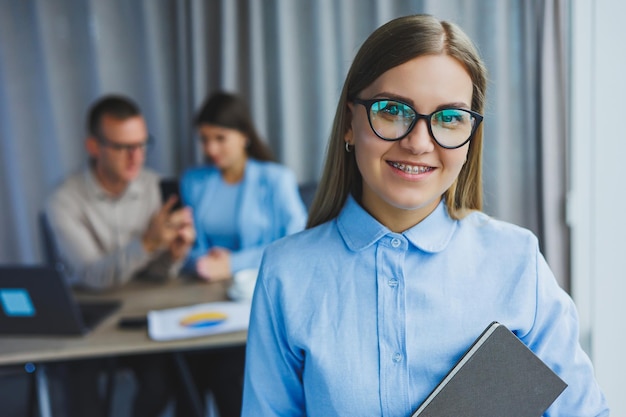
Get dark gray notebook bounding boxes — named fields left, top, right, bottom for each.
left=411, top=321, right=567, bottom=417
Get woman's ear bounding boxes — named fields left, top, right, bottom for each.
left=344, top=131, right=353, bottom=147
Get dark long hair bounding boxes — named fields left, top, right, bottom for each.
left=194, top=91, right=274, bottom=162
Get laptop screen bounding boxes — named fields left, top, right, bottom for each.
left=0, top=265, right=120, bottom=335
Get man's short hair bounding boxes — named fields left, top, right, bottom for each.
left=87, top=95, right=141, bottom=137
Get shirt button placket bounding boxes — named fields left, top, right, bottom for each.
left=389, top=237, right=403, bottom=366
left=379, top=234, right=409, bottom=414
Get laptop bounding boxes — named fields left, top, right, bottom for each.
left=0, top=264, right=121, bottom=335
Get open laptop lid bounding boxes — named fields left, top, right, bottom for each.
left=0, top=265, right=119, bottom=335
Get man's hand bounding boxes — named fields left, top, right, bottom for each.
left=168, top=207, right=195, bottom=261
left=142, top=196, right=194, bottom=256
left=195, top=247, right=232, bottom=282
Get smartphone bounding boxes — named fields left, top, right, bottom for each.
left=117, top=315, right=148, bottom=329
left=159, top=178, right=183, bottom=211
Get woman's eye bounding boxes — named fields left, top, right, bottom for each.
left=382, top=104, right=400, bottom=116
left=434, top=110, right=466, bottom=126
left=377, top=101, right=408, bottom=118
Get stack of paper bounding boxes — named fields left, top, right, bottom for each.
left=147, top=301, right=251, bottom=341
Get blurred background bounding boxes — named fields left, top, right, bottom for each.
left=0, top=0, right=624, bottom=415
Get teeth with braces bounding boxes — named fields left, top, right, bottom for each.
left=390, top=161, right=431, bottom=174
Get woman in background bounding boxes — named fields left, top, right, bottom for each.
left=176, top=91, right=307, bottom=417
left=181, top=91, right=307, bottom=282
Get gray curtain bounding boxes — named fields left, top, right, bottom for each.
left=0, top=0, right=570, bottom=288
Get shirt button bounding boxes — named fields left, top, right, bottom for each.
left=388, top=278, right=398, bottom=288
left=393, top=353, right=402, bottom=363
left=391, top=238, right=401, bottom=248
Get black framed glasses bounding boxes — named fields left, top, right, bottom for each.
left=97, top=135, right=154, bottom=153
left=353, top=98, right=483, bottom=149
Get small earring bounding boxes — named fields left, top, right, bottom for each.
left=345, top=142, right=353, bottom=153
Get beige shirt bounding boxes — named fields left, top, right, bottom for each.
left=45, top=166, right=179, bottom=291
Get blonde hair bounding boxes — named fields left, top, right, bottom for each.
left=307, top=14, right=488, bottom=229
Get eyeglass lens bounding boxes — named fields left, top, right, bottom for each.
left=112, top=142, right=149, bottom=152
left=369, top=100, right=477, bottom=148
left=99, top=137, right=152, bottom=152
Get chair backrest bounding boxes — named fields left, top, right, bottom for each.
left=39, top=211, right=60, bottom=266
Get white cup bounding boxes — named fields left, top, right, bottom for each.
left=227, top=268, right=258, bottom=302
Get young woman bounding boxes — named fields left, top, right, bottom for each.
left=181, top=91, right=307, bottom=282
left=176, top=91, right=307, bottom=417
left=241, top=14, right=609, bottom=417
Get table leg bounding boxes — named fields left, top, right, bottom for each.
left=172, top=352, right=204, bottom=417
left=104, top=357, right=117, bottom=417
left=34, top=363, right=53, bottom=417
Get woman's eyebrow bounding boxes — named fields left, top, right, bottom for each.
left=369, top=91, right=411, bottom=103
left=434, top=102, right=471, bottom=110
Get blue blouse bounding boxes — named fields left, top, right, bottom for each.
left=242, top=195, right=609, bottom=417
left=199, top=179, right=241, bottom=250
left=180, top=159, right=307, bottom=273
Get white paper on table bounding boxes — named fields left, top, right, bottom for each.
left=147, top=301, right=251, bottom=341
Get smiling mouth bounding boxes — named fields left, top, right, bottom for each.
left=389, top=161, right=433, bottom=174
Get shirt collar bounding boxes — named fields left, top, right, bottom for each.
left=84, top=166, right=142, bottom=201
left=337, top=195, right=457, bottom=253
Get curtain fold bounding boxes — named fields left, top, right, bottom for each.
left=0, top=0, right=570, bottom=288
left=538, top=0, right=570, bottom=290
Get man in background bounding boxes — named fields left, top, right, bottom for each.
left=45, top=94, right=195, bottom=417
left=46, top=94, right=194, bottom=290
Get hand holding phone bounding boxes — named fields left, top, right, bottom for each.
left=159, top=178, right=183, bottom=211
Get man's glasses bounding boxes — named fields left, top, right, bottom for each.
left=97, top=135, right=154, bottom=153
left=352, top=98, right=483, bottom=149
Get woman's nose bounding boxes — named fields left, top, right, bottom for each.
left=398, top=118, right=435, bottom=154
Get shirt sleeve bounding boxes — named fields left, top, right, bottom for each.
left=523, top=249, right=609, bottom=416
left=179, top=171, right=208, bottom=274
left=230, top=247, right=265, bottom=273
left=45, top=182, right=175, bottom=291
left=45, top=198, right=151, bottom=290
left=181, top=227, right=209, bottom=274
left=242, top=260, right=306, bottom=416
left=231, top=168, right=306, bottom=273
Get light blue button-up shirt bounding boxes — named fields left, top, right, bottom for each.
left=243, top=195, right=609, bottom=417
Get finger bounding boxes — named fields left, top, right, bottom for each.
left=162, top=195, right=179, bottom=213
left=176, top=223, right=195, bottom=238
left=170, top=206, right=192, bottom=217
left=168, top=208, right=193, bottom=226
left=151, top=198, right=176, bottom=227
